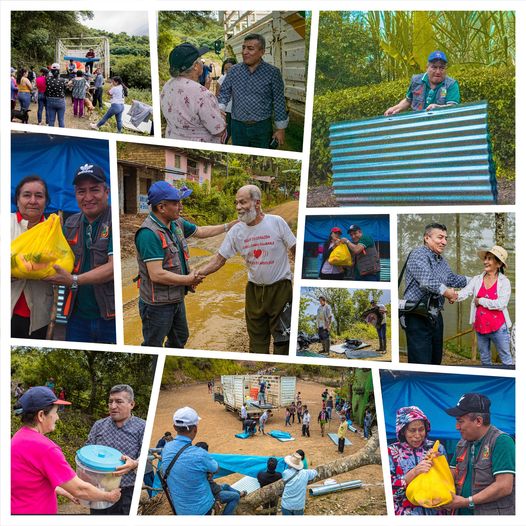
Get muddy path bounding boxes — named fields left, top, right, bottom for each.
left=120, top=202, right=298, bottom=352
left=146, top=378, right=386, bottom=515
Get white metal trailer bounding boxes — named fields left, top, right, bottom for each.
left=219, top=375, right=296, bottom=417
left=56, top=36, right=110, bottom=78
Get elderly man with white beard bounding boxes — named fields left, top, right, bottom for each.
left=198, top=184, right=296, bottom=354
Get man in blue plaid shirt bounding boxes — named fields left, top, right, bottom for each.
left=402, top=223, right=467, bottom=365
left=218, top=33, right=288, bottom=149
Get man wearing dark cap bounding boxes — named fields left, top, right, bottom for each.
left=218, top=33, right=288, bottom=149
left=384, top=50, right=460, bottom=116
left=257, top=457, right=283, bottom=514
left=444, top=393, right=515, bottom=515
left=340, top=224, right=381, bottom=281
left=45, top=164, right=115, bottom=343
left=160, top=42, right=226, bottom=143
left=134, top=180, right=237, bottom=348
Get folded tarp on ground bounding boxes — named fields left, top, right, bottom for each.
left=235, top=432, right=252, bottom=439
left=328, top=433, right=352, bottom=446
left=248, top=400, right=273, bottom=409
left=268, top=430, right=295, bottom=442
left=210, top=453, right=286, bottom=479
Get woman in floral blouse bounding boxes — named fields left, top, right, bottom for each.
left=388, top=406, right=448, bottom=515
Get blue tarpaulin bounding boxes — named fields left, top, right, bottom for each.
left=381, top=370, right=515, bottom=441
left=304, top=215, right=390, bottom=244
left=11, top=134, right=110, bottom=214
left=210, top=453, right=286, bottom=479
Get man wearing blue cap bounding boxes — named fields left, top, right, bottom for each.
left=384, top=50, right=460, bottom=116
left=135, top=181, right=237, bottom=348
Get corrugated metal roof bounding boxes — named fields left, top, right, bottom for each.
left=329, top=102, right=497, bottom=205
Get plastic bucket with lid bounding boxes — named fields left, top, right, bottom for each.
left=75, top=445, right=125, bottom=509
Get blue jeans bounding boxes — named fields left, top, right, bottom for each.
left=139, top=299, right=189, bottom=348
left=360, top=272, right=381, bottom=281
left=18, top=91, right=31, bottom=111
left=282, top=507, right=304, bottom=515
left=66, top=312, right=116, bottom=344
left=37, top=92, right=47, bottom=123
left=231, top=118, right=272, bottom=148
left=326, top=406, right=332, bottom=419
left=477, top=324, right=513, bottom=365
left=97, top=103, right=124, bottom=132
left=46, top=97, right=66, bottom=127
left=218, top=485, right=240, bottom=515
left=94, top=87, right=103, bottom=108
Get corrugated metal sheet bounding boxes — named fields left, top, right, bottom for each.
left=329, top=102, right=497, bottom=205
left=279, top=377, right=297, bottom=406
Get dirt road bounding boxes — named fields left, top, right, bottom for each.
left=148, top=378, right=386, bottom=515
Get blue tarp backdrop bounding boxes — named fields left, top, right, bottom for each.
left=381, top=370, right=515, bottom=441
left=211, top=454, right=286, bottom=479
left=11, top=134, right=110, bottom=214
left=304, top=215, right=390, bottom=244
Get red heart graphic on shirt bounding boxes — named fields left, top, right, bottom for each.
left=253, top=249, right=262, bottom=258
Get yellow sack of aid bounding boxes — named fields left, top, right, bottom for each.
left=328, top=243, right=353, bottom=266
left=406, top=440, right=455, bottom=508
left=11, top=214, right=74, bottom=279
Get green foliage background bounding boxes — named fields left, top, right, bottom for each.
left=11, top=347, right=155, bottom=468
left=311, top=11, right=515, bottom=186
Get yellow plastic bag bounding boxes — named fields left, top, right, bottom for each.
left=406, top=440, right=455, bottom=508
left=11, top=214, right=74, bottom=279
left=328, top=243, right=353, bottom=266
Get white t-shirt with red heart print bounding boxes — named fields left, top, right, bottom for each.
left=218, top=214, right=296, bottom=285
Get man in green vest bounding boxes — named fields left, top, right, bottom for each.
left=444, top=393, right=515, bottom=515
left=134, top=181, right=237, bottom=348
left=384, top=51, right=460, bottom=116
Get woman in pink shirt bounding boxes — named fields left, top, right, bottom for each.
left=35, top=67, right=48, bottom=125
left=456, top=245, right=513, bottom=365
left=11, top=386, right=121, bottom=514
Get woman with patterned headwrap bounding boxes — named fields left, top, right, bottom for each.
left=388, top=406, right=448, bottom=515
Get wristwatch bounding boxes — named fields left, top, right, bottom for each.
left=71, top=274, right=79, bottom=290
left=468, top=496, right=475, bottom=510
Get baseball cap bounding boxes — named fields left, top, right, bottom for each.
left=428, top=50, right=447, bottom=63
left=445, top=393, right=491, bottom=417
left=18, top=386, right=71, bottom=413
left=331, top=227, right=342, bottom=233
left=169, top=43, right=209, bottom=74
left=147, top=181, right=193, bottom=206
left=348, top=224, right=361, bottom=232
left=173, top=406, right=201, bottom=427
left=50, top=62, right=61, bottom=70
left=73, top=164, right=107, bottom=185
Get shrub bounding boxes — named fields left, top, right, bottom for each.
left=111, top=55, right=151, bottom=90
left=310, top=66, right=515, bottom=185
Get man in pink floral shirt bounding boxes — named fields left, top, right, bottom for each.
left=161, top=43, right=226, bottom=143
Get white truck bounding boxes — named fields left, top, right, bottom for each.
left=215, top=375, right=296, bottom=419
left=221, top=11, right=306, bottom=118
left=56, top=36, right=110, bottom=78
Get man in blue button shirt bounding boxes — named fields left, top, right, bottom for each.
left=402, top=222, right=467, bottom=365
left=218, top=33, right=289, bottom=149
left=162, top=406, right=219, bottom=515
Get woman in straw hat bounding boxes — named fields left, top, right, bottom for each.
left=455, top=245, right=513, bottom=365
left=280, top=452, right=317, bottom=515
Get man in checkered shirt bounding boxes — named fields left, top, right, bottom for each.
left=218, top=33, right=288, bottom=149
left=86, top=384, right=145, bottom=515
left=402, top=222, right=467, bottom=365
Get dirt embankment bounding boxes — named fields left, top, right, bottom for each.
left=146, top=379, right=386, bottom=516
